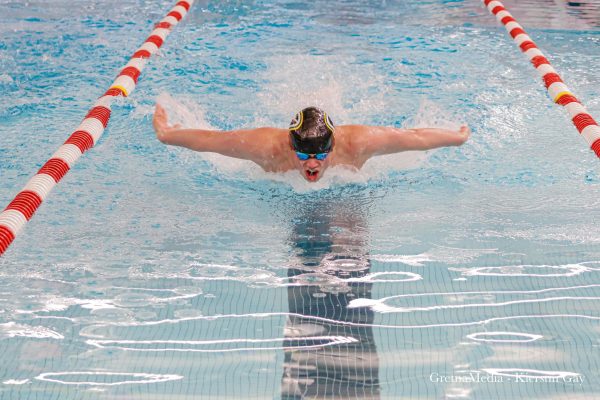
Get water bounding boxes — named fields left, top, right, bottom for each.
left=1, top=0, right=600, bottom=398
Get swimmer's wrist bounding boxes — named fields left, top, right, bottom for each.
left=156, top=128, right=172, bottom=144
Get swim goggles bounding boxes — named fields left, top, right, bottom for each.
left=295, top=151, right=329, bottom=161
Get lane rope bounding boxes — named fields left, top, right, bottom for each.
left=0, top=1, right=194, bottom=256
left=482, top=0, right=600, bottom=158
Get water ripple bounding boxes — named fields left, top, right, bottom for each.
left=466, top=331, right=543, bottom=343
left=34, top=371, right=183, bottom=386
left=86, top=335, right=357, bottom=353
left=0, top=322, right=63, bottom=339
left=348, top=284, right=600, bottom=314
left=449, top=263, right=592, bottom=278
left=78, top=310, right=600, bottom=331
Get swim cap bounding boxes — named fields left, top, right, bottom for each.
left=289, top=107, right=335, bottom=154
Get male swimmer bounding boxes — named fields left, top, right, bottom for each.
left=153, top=105, right=470, bottom=182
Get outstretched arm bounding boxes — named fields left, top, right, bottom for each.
left=354, top=125, right=470, bottom=158
left=152, top=104, right=278, bottom=162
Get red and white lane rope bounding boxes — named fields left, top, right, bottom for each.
left=482, top=0, right=600, bottom=158
left=0, top=0, right=194, bottom=256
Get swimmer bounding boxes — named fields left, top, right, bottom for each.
left=153, top=104, right=470, bottom=182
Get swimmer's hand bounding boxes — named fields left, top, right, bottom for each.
left=153, top=104, right=181, bottom=143
left=457, top=125, right=471, bottom=145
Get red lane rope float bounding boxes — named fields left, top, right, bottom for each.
left=6, top=192, right=42, bottom=221
left=482, top=0, right=600, bottom=158
left=0, top=0, right=194, bottom=257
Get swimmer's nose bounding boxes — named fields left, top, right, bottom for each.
left=304, top=158, right=321, bottom=169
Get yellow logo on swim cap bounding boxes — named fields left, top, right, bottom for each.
left=289, top=111, right=303, bottom=131
left=324, top=112, right=334, bottom=133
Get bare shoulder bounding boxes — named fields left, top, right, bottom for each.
left=236, top=127, right=287, bottom=144
left=239, top=126, right=287, bottom=138
left=334, top=125, right=377, bottom=155
left=255, top=127, right=289, bottom=151
left=222, top=127, right=288, bottom=166
left=335, top=124, right=384, bottom=140
left=328, top=125, right=371, bottom=167
left=245, top=127, right=292, bottom=170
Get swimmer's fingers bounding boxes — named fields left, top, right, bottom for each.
left=153, top=104, right=172, bottom=142
left=459, top=125, right=471, bottom=143
left=153, top=104, right=169, bottom=129
left=153, top=105, right=183, bottom=144
left=154, top=105, right=180, bottom=129
left=154, top=104, right=166, bottom=121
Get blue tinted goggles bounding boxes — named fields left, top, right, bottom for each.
left=295, top=151, right=329, bottom=161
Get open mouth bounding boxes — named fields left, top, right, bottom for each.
left=304, top=169, right=320, bottom=182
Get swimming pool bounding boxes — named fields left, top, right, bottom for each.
left=1, top=0, right=599, bottom=398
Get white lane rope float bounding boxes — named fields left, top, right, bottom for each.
left=482, top=0, right=600, bottom=158
left=0, top=1, right=194, bottom=256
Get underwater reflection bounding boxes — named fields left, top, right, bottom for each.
left=281, top=199, right=380, bottom=399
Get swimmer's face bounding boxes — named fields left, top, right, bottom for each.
left=289, top=134, right=334, bottom=183
left=290, top=137, right=333, bottom=182
left=297, top=153, right=330, bottom=182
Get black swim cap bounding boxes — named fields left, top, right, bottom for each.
left=289, top=107, right=335, bottom=154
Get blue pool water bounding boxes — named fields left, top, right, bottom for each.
left=1, top=0, right=600, bottom=398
